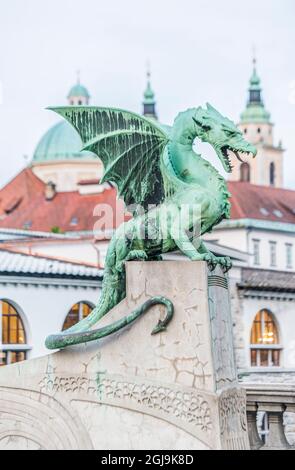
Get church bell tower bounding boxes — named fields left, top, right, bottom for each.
left=229, top=57, right=284, bottom=188
left=142, top=67, right=158, bottom=120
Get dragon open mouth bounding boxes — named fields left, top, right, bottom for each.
left=220, top=145, right=254, bottom=173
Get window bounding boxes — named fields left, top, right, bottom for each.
left=250, top=309, right=281, bottom=367
left=244, top=128, right=247, bottom=134
left=273, top=209, right=282, bottom=218
left=253, top=239, right=260, bottom=266
left=270, top=162, right=275, bottom=186
left=70, top=217, right=78, bottom=226
left=23, top=221, right=32, bottom=229
left=257, top=127, right=261, bottom=134
left=2, top=301, right=25, bottom=344
left=240, top=162, right=250, bottom=182
left=269, top=241, right=277, bottom=267
left=0, top=351, right=27, bottom=367
left=260, top=208, right=269, bottom=216
left=249, top=90, right=261, bottom=103
left=143, top=104, right=155, bottom=115
left=62, top=301, right=94, bottom=331
left=286, top=243, right=293, bottom=269
left=0, top=300, right=28, bottom=367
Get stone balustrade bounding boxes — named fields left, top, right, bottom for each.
left=245, top=384, right=295, bottom=450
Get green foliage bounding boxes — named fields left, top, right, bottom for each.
left=51, top=226, right=63, bottom=234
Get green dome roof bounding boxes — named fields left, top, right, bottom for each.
left=240, top=104, right=271, bottom=124
left=67, top=83, right=90, bottom=99
left=32, top=121, right=95, bottom=163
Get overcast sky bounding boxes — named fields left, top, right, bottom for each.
left=0, top=0, right=294, bottom=188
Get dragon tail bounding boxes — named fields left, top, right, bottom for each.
left=44, top=260, right=125, bottom=347
left=45, top=296, right=174, bottom=350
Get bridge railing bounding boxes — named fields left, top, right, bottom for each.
left=245, top=384, right=295, bottom=450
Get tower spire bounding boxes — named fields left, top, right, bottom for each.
left=142, top=63, right=157, bottom=120
left=252, top=45, right=257, bottom=70
left=248, top=52, right=261, bottom=104
left=240, top=55, right=270, bottom=124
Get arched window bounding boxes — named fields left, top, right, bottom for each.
left=250, top=309, right=281, bottom=367
left=62, top=301, right=94, bottom=331
left=270, top=162, right=275, bottom=186
left=0, top=300, right=28, bottom=367
left=240, top=162, right=251, bottom=182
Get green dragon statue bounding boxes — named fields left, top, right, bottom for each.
left=45, top=104, right=256, bottom=350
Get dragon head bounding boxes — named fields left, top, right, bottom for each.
left=192, top=103, right=257, bottom=172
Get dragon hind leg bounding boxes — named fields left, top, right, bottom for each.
left=116, top=249, right=148, bottom=272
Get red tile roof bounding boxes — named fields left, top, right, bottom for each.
left=228, top=181, right=295, bottom=224
left=0, top=168, right=127, bottom=233
left=1, top=170, right=295, bottom=233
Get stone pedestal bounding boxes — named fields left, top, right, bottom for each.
left=0, top=261, right=249, bottom=450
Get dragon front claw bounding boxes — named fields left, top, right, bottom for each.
left=200, top=253, right=232, bottom=273
left=125, top=250, right=148, bottom=262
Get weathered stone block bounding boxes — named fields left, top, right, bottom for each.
left=0, top=261, right=249, bottom=450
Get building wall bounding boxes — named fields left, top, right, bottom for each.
left=26, top=240, right=101, bottom=266
left=229, top=271, right=247, bottom=370
left=32, top=161, right=103, bottom=192
left=229, top=122, right=284, bottom=188
left=239, top=123, right=274, bottom=147
left=0, top=280, right=101, bottom=359
left=204, top=228, right=249, bottom=253
left=247, top=229, right=295, bottom=271
left=3, top=239, right=110, bottom=267
left=205, top=227, right=295, bottom=271
left=228, top=146, right=284, bottom=188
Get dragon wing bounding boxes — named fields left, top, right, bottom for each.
left=49, top=106, right=169, bottom=210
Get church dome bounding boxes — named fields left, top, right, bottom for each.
left=240, top=59, right=271, bottom=125
left=32, top=78, right=95, bottom=163
left=240, top=105, right=271, bottom=124
left=32, top=120, right=95, bottom=163
left=67, top=83, right=90, bottom=100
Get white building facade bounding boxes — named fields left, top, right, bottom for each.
left=0, top=249, right=102, bottom=364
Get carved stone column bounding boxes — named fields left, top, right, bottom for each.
left=285, top=405, right=295, bottom=447
left=258, top=403, right=292, bottom=450
left=246, top=386, right=295, bottom=451
left=246, top=403, right=263, bottom=450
